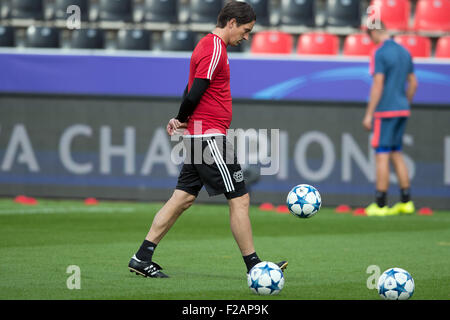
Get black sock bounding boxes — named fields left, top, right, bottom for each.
left=401, top=188, right=411, bottom=203
left=243, top=252, right=261, bottom=272
left=135, top=240, right=157, bottom=262
left=375, top=190, right=387, bottom=207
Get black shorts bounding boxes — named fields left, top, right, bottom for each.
left=175, top=135, right=248, bottom=200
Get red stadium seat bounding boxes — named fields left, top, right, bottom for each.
left=296, top=32, right=339, bottom=55
left=394, top=34, right=431, bottom=58
left=435, top=36, right=450, bottom=58
left=368, top=0, right=411, bottom=30
left=251, top=31, right=293, bottom=54
left=413, top=0, right=450, bottom=32
left=343, top=33, right=376, bottom=56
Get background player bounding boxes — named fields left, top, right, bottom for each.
left=128, top=1, right=287, bottom=278
left=363, top=22, right=418, bottom=217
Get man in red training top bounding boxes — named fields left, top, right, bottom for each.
left=128, top=1, right=287, bottom=278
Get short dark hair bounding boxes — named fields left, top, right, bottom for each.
left=366, top=20, right=386, bottom=36
left=217, top=1, right=256, bottom=28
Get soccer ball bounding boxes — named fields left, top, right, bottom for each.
left=377, top=267, right=415, bottom=300
left=286, top=184, right=321, bottom=218
left=247, top=261, right=284, bottom=295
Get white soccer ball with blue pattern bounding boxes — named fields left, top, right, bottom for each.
left=247, top=261, right=284, bottom=295
left=377, top=267, right=415, bottom=300
left=286, top=184, right=321, bottom=218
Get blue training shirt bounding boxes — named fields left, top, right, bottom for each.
left=371, top=39, right=414, bottom=117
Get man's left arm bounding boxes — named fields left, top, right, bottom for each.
left=175, top=78, right=210, bottom=123
left=166, top=79, right=210, bottom=136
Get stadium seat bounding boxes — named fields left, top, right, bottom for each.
left=189, top=0, right=222, bottom=24
left=117, top=29, right=152, bottom=50
left=247, top=0, right=270, bottom=26
left=143, top=0, right=178, bottom=23
left=0, top=26, right=15, bottom=47
left=325, top=0, right=361, bottom=28
left=54, top=0, right=89, bottom=21
left=25, top=26, right=60, bottom=48
left=367, top=0, right=411, bottom=30
left=160, top=30, right=196, bottom=51
left=279, top=0, right=315, bottom=27
left=250, top=31, right=293, bottom=54
left=343, top=33, right=376, bottom=56
left=394, top=34, right=431, bottom=58
left=98, top=0, right=132, bottom=22
left=413, top=0, right=450, bottom=32
left=435, top=36, right=450, bottom=58
left=11, top=0, right=43, bottom=19
left=296, top=32, right=339, bottom=55
left=70, top=28, right=105, bottom=49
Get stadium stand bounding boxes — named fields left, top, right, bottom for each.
left=117, top=29, right=152, bottom=50
left=70, top=28, right=105, bottom=49
left=413, top=0, right=450, bottom=32
left=343, top=33, right=376, bottom=56
left=98, top=0, right=133, bottom=22
left=325, top=0, right=362, bottom=28
left=143, top=0, right=178, bottom=23
left=0, top=25, right=15, bottom=47
left=279, top=0, right=316, bottom=27
left=54, top=0, right=89, bottom=22
left=25, top=26, right=60, bottom=48
left=368, top=0, right=411, bottom=31
left=160, top=29, right=196, bottom=51
left=435, top=36, right=450, bottom=58
left=0, top=0, right=444, bottom=58
left=296, top=32, right=339, bottom=55
left=250, top=30, right=293, bottom=54
left=10, top=0, right=43, bottom=20
left=394, top=34, right=432, bottom=58
left=247, top=0, right=270, bottom=26
left=189, top=0, right=222, bottom=24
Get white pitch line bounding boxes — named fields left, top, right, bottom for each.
left=0, top=206, right=136, bottom=215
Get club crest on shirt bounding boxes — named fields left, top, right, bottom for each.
left=233, top=170, right=244, bottom=183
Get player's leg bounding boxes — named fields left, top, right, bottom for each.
left=366, top=151, right=391, bottom=216
left=145, top=189, right=196, bottom=244
left=390, top=151, right=414, bottom=214
left=129, top=142, right=203, bottom=278
left=201, top=136, right=287, bottom=272
left=201, top=136, right=259, bottom=271
left=391, top=151, right=409, bottom=190
left=390, top=118, right=410, bottom=190
left=389, top=118, right=414, bottom=214
left=367, top=118, right=391, bottom=216
left=375, top=152, right=390, bottom=193
left=128, top=190, right=196, bottom=278
left=227, top=191, right=287, bottom=273
left=228, top=192, right=255, bottom=256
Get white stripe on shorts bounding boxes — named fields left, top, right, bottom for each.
left=210, top=138, right=235, bottom=192
left=206, top=139, right=235, bottom=193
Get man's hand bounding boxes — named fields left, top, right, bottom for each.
left=166, top=118, right=188, bottom=136
left=362, top=114, right=373, bottom=131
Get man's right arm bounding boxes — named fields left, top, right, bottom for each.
left=406, top=73, right=418, bottom=104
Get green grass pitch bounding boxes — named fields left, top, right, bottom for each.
left=0, top=198, right=449, bottom=300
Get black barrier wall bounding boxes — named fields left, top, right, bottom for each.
left=1, top=94, right=449, bottom=209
